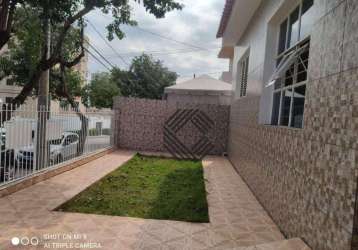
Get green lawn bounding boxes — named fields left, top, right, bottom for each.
left=56, top=154, right=209, bottom=223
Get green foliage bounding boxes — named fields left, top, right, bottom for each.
left=8, top=0, right=182, bottom=43
left=83, top=72, right=120, bottom=108
left=5, top=7, right=43, bottom=87
left=0, top=0, right=182, bottom=104
left=56, top=154, right=209, bottom=223
left=51, top=68, right=83, bottom=100
left=2, top=6, right=84, bottom=98
left=112, top=54, right=177, bottom=99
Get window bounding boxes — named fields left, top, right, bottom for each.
left=69, top=135, right=78, bottom=143
left=278, top=19, right=288, bottom=56
left=5, top=97, right=13, bottom=104
left=291, top=85, right=306, bottom=127
left=300, top=0, right=314, bottom=39
left=63, top=135, right=78, bottom=146
left=269, top=0, right=313, bottom=128
left=60, top=100, right=69, bottom=111
left=238, top=56, right=249, bottom=97
left=6, top=78, right=15, bottom=86
left=288, top=7, right=300, bottom=48
left=277, top=0, right=314, bottom=61
left=271, top=41, right=309, bottom=128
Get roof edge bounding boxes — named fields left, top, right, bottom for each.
left=164, top=88, right=233, bottom=96
left=216, top=0, right=235, bottom=38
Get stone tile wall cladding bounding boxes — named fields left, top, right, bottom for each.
left=228, top=1, right=358, bottom=250
left=113, top=97, right=230, bottom=157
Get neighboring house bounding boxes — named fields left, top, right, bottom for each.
left=164, top=75, right=232, bottom=105
left=217, top=1, right=358, bottom=250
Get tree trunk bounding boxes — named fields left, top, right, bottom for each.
left=0, top=0, right=10, bottom=50
left=35, top=14, right=51, bottom=170
left=0, top=0, right=16, bottom=50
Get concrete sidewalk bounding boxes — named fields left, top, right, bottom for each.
left=0, top=151, right=309, bottom=249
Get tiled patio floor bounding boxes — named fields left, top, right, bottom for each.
left=0, top=150, right=309, bottom=250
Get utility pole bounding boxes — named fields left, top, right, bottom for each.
left=35, top=13, right=51, bottom=170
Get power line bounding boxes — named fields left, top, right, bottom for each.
left=84, top=18, right=226, bottom=84
left=85, top=39, right=226, bottom=80
left=86, top=19, right=129, bottom=66
left=94, top=12, right=216, bottom=52
left=105, top=47, right=221, bottom=58
left=86, top=19, right=178, bottom=88
left=86, top=41, right=116, bottom=68
left=132, top=26, right=211, bottom=51
left=86, top=42, right=226, bottom=81
left=109, top=48, right=205, bottom=56
left=84, top=47, right=112, bottom=71
left=85, top=25, right=168, bottom=88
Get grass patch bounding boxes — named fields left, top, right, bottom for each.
left=56, top=154, right=209, bottom=223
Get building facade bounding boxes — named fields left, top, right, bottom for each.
left=217, top=0, right=358, bottom=250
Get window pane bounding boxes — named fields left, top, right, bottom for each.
left=5, top=97, right=13, bottom=104
left=300, top=0, right=314, bottom=39
left=291, top=85, right=306, bottom=128
left=6, top=78, right=15, bottom=86
left=274, top=79, right=282, bottom=90
left=288, top=7, right=300, bottom=48
left=278, top=19, right=288, bottom=55
left=297, top=48, right=309, bottom=83
left=271, top=91, right=281, bottom=125
left=280, top=89, right=292, bottom=126
left=284, top=64, right=295, bottom=86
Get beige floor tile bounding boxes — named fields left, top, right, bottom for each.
left=0, top=152, right=311, bottom=250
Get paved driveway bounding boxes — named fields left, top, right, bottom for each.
left=0, top=150, right=309, bottom=250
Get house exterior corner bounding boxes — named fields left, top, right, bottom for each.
left=217, top=0, right=358, bottom=249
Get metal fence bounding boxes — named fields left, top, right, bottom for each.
left=0, top=102, right=114, bottom=187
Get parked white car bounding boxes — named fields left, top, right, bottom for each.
left=15, top=132, right=79, bottom=167
left=49, top=132, right=79, bottom=163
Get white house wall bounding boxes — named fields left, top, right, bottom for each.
left=228, top=0, right=326, bottom=123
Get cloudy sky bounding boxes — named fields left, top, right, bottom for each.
left=85, top=0, right=227, bottom=83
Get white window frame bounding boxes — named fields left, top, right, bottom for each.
left=277, top=0, right=313, bottom=60
left=270, top=0, right=313, bottom=128
left=272, top=40, right=309, bottom=128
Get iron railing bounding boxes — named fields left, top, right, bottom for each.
left=0, top=102, right=114, bottom=187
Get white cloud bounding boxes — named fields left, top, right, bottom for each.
left=85, top=0, right=228, bottom=82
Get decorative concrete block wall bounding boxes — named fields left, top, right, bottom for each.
left=227, top=1, right=358, bottom=250
left=113, top=97, right=230, bottom=156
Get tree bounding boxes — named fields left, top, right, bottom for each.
left=0, top=0, right=182, bottom=105
left=0, top=0, right=181, bottom=158
left=83, top=72, right=120, bottom=109
left=113, top=54, right=177, bottom=99
left=1, top=7, right=84, bottom=99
